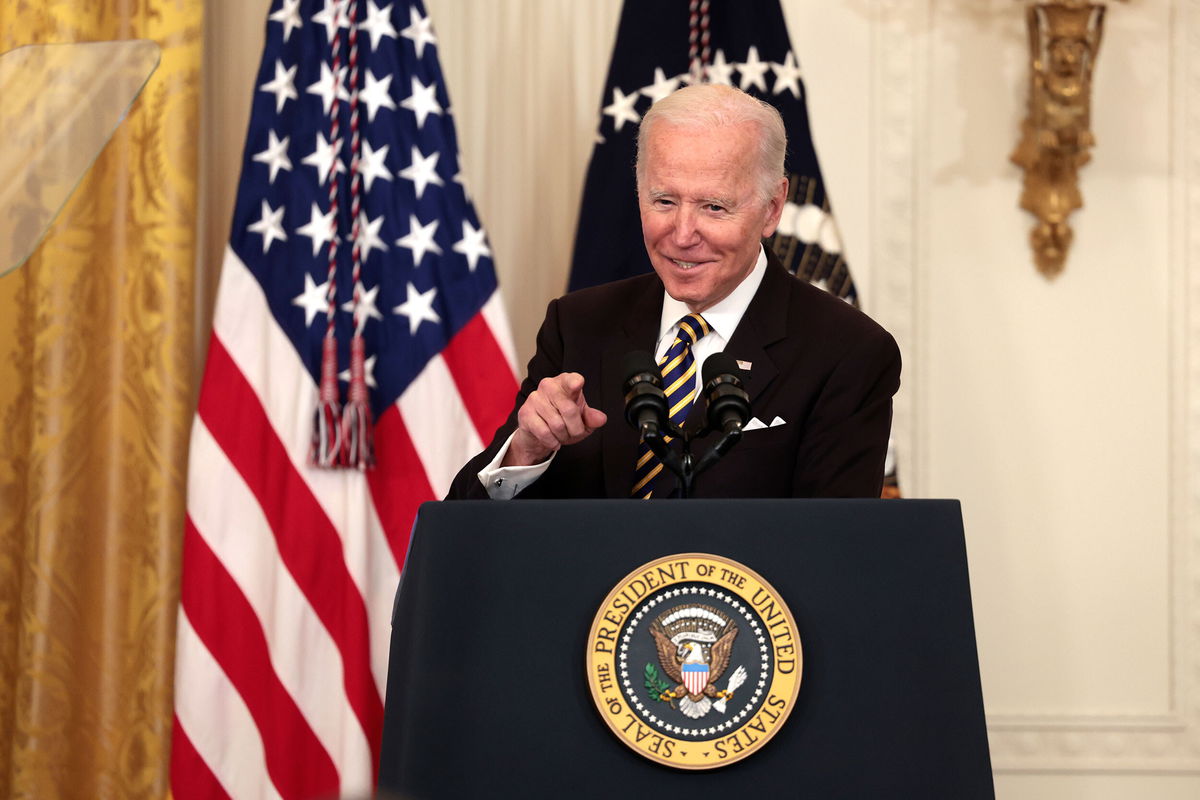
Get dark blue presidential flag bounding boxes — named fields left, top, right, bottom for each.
left=571, top=0, right=902, bottom=496
left=569, top=0, right=859, bottom=307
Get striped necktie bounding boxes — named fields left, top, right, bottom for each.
left=631, top=313, right=711, bottom=498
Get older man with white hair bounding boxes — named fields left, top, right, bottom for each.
left=447, top=83, right=900, bottom=500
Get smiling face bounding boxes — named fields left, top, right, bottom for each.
left=638, top=121, right=787, bottom=312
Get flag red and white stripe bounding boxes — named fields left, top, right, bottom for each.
left=173, top=247, right=515, bottom=798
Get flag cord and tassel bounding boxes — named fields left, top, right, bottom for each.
left=311, top=2, right=348, bottom=467
left=313, top=336, right=342, bottom=466
left=341, top=0, right=376, bottom=469
left=688, top=0, right=711, bottom=82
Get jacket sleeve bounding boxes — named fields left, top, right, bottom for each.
left=790, top=327, right=901, bottom=498
left=443, top=298, right=565, bottom=499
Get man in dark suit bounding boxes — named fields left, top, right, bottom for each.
left=446, top=84, right=899, bottom=501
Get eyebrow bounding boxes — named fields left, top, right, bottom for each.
left=647, top=189, right=737, bottom=208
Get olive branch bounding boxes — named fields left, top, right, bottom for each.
left=644, top=663, right=673, bottom=703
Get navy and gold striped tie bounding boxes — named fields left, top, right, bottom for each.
left=631, top=313, right=711, bottom=498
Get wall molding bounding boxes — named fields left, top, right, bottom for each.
left=872, top=0, right=1200, bottom=772
left=871, top=0, right=924, bottom=495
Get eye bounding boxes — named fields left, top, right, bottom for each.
left=653, top=197, right=675, bottom=208
left=704, top=203, right=726, bottom=213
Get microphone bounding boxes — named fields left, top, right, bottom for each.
left=702, top=352, right=750, bottom=436
left=622, top=351, right=668, bottom=440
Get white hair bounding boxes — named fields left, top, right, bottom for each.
left=635, top=83, right=788, bottom=206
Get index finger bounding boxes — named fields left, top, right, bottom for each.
left=557, top=372, right=586, bottom=399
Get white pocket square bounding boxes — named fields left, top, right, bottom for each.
left=769, top=416, right=786, bottom=427
left=743, top=417, right=767, bottom=431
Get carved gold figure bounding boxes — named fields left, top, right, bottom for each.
left=1011, top=1, right=1110, bottom=277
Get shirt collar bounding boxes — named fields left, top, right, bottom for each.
left=657, top=245, right=768, bottom=343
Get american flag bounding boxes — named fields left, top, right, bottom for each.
left=170, top=1, right=517, bottom=797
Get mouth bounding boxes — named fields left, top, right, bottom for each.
left=671, top=259, right=702, bottom=270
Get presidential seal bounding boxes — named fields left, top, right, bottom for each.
left=586, top=553, right=801, bottom=769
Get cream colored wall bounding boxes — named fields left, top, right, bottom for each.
left=201, top=0, right=1200, bottom=795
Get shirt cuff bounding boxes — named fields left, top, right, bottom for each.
left=476, top=431, right=555, bottom=499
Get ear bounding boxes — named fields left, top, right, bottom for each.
left=760, top=176, right=789, bottom=238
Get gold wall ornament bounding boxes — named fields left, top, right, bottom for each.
left=1011, top=1, right=1120, bottom=277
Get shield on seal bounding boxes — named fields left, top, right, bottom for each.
left=682, top=662, right=709, bottom=696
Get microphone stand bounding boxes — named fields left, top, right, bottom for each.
left=648, top=422, right=743, bottom=499
left=626, top=352, right=749, bottom=499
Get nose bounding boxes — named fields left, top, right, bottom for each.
left=670, top=206, right=702, bottom=248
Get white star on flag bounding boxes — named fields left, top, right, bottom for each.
left=341, top=281, right=384, bottom=334
left=393, top=282, right=440, bottom=335
left=705, top=50, right=735, bottom=85
left=338, top=353, right=378, bottom=388
left=771, top=51, right=802, bottom=98
left=640, top=67, right=680, bottom=105
left=291, top=272, right=329, bottom=327
left=301, top=132, right=345, bottom=185
left=356, top=139, right=392, bottom=191
left=354, top=212, right=389, bottom=263
left=737, top=46, right=770, bottom=92
left=359, top=69, right=398, bottom=121
left=307, top=60, right=349, bottom=114
left=295, top=201, right=338, bottom=256
left=400, top=5, right=437, bottom=58
left=252, top=130, right=292, bottom=184
left=312, top=0, right=351, bottom=43
left=452, top=162, right=472, bottom=198
left=452, top=220, right=491, bottom=272
left=395, top=214, right=441, bottom=265
left=259, top=60, right=298, bottom=113
left=398, top=146, right=444, bottom=199
left=247, top=200, right=287, bottom=253
left=358, top=0, right=398, bottom=51
left=268, top=0, right=303, bottom=42
left=400, top=76, right=442, bottom=129
left=602, top=86, right=640, bottom=132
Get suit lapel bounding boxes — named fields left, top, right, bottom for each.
left=683, top=249, right=790, bottom=435
left=600, top=279, right=663, bottom=497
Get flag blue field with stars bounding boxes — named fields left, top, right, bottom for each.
left=240, top=0, right=499, bottom=411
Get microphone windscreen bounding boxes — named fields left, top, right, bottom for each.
left=622, top=351, right=660, bottom=386
left=702, top=351, right=742, bottom=386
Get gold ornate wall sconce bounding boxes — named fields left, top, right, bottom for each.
left=1011, top=1, right=1121, bottom=278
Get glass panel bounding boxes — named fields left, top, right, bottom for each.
left=0, top=40, right=160, bottom=276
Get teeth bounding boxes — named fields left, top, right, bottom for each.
left=673, top=260, right=698, bottom=269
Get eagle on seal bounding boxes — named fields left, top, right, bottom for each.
left=649, top=605, right=739, bottom=719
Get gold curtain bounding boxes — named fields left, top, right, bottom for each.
left=0, top=3, right=202, bottom=798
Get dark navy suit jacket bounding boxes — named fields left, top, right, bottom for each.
left=446, top=249, right=901, bottom=500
